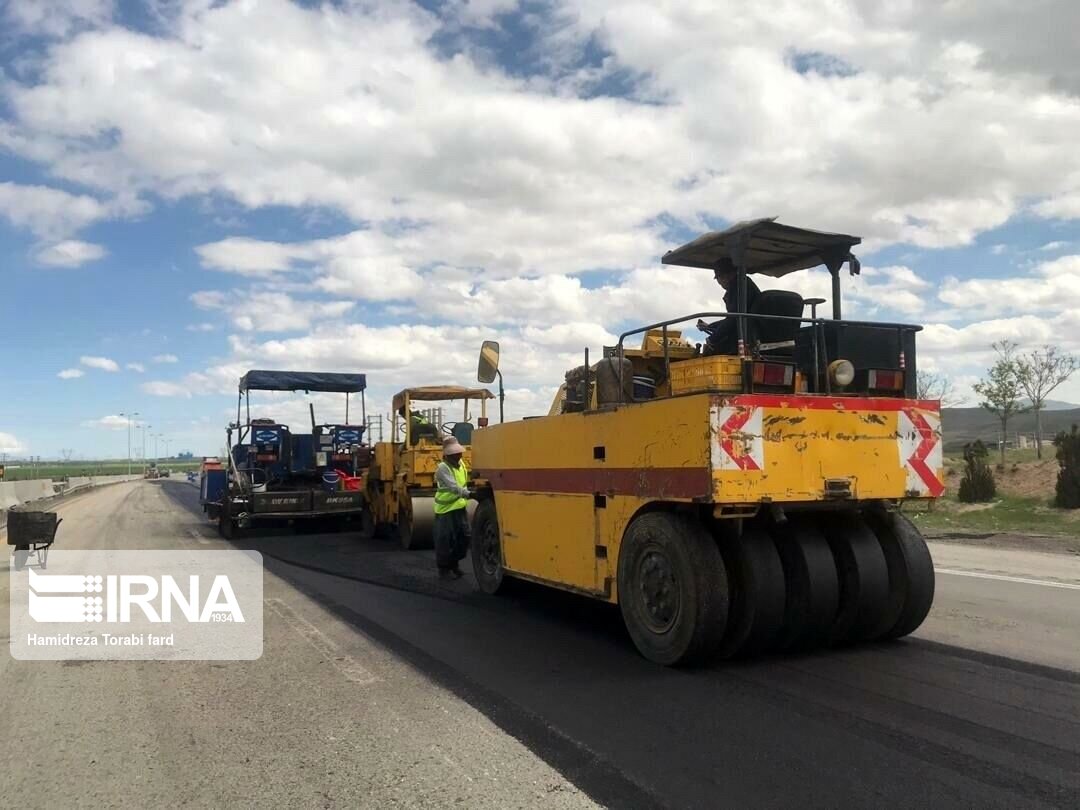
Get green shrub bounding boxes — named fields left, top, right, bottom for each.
left=958, top=440, right=996, bottom=503
left=1053, top=424, right=1080, bottom=509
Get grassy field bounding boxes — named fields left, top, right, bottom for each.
left=912, top=446, right=1079, bottom=536
left=1, top=460, right=202, bottom=481
left=907, top=495, right=1080, bottom=537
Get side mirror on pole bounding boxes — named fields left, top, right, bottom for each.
left=478, top=341, right=500, bottom=383
left=477, top=341, right=505, bottom=423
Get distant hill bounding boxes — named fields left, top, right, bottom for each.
left=1034, top=399, right=1079, bottom=411
left=941, top=406, right=1080, bottom=451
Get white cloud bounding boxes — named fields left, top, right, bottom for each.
left=153, top=354, right=179, bottom=364
left=80, top=355, right=119, bottom=372
left=186, top=322, right=217, bottom=332
left=921, top=313, right=1080, bottom=355
left=1039, top=240, right=1071, bottom=252
left=1034, top=192, right=1080, bottom=220
left=195, top=237, right=302, bottom=277
left=141, top=381, right=192, bottom=398
left=34, top=240, right=107, bottom=267
left=0, top=182, right=109, bottom=239
left=8, top=0, right=1080, bottom=418
left=0, top=432, right=27, bottom=454
left=191, top=289, right=354, bottom=332
left=937, top=255, right=1080, bottom=318
left=3, top=0, right=1080, bottom=261
left=441, top=0, right=519, bottom=29
left=4, top=0, right=113, bottom=39
left=57, top=368, right=85, bottom=379
left=190, top=291, right=227, bottom=310
left=126, top=362, right=146, bottom=373
left=83, top=414, right=130, bottom=431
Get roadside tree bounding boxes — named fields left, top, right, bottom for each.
left=1014, top=346, right=1079, bottom=460
left=972, top=340, right=1028, bottom=466
left=916, top=371, right=962, bottom=406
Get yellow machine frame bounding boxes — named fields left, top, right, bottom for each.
left=473, top=385, right=942, bottom=599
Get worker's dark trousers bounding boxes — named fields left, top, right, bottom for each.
left=705, top=319, right=740, bottom=355
left=434, top=509, right=470, bottom=570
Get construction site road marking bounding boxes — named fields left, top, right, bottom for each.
left=187, top=529, right=211, bottom=545
left=265, top=597, right=378, bottom=685
left=935, top=568, right=1080, bottom=591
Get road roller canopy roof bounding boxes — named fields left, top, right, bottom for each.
left=239, top=370, right=368, bottom=393
left=661, top=217, right=861, bottom=278
left=393, top=386, right=494, bottom=411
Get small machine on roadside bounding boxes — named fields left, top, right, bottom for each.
left=6, top=508, right=62, bottom=570
left=202, top=370, right=373, bottom=538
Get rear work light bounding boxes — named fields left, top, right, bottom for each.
left=868, top=369, right=905, bottom=391
left=752, top=361, right=794, bottom=388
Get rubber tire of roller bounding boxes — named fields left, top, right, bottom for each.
left=769, top=520, right=840, bottom=652
left=617, top=512, right=729, bottom=667
left=820, top=514, right=891, bottom=645
left=471, top=499, right=507, bottom=595
left=865, top=510, right=936, bottom=640
left=713, top=527, right=787, bottom=659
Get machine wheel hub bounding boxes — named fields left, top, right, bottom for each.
left=638, top=548, right=680, bottom=633
left=481, top=522, right=500, bottom=575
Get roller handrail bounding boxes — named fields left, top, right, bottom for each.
left=612, top=311, right=922, bottom=403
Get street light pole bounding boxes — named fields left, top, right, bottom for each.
left=120, top=411, right=139, bottom=476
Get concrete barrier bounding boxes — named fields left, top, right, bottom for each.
left=0, top=482, right=20, bottom=512
left=13, top=480, right=55, bottom=503
left=66, top=476, right=93, bottom=492
left=1, top=474, right=144, bottom=532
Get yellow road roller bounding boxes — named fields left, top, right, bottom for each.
left=470, top=218, right=943, bottom=665
left=368, top=385, right=494, bottom=549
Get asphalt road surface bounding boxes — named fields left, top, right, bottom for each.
left=3, top=480, right=1079, bottom=809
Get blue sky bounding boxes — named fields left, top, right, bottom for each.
left=2, top=0, right=1080, bottom=459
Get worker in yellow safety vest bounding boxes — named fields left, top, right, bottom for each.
left=433, top=437, right=471, bottom=579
